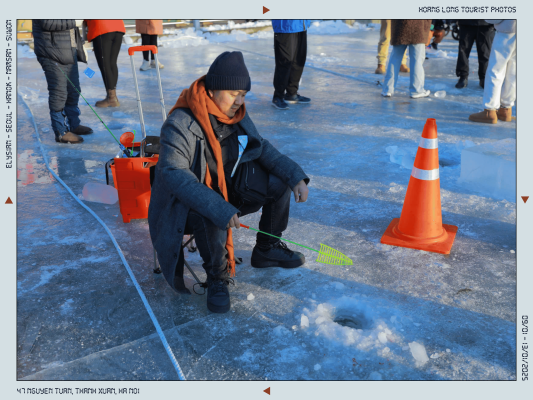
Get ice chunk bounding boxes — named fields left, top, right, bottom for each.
left=301, top=314, right=310, bottom=328
left=314, top=364, right=321, bottom=371
left=378, top=332, right=388, bottom=344
left=434, top=91, right=446, bottom=98
left=315, top=316, right=327, bottom=325
left=81, top=182, right=118, bottom=204
left=385, top=146, right=416, bottom=169
left=334, top=282, right=344, bottom=290
left=409, top=342, right=429, bottom=366
left=430, top=353, right=440, bottom=359
left=247, top=293, right=255, bottom=301
left=123, top=36, right=133, bottom=44
left=458, top=139, right=516, bottom=201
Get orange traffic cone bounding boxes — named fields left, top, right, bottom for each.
left=381, top=118, right=458, bottom=254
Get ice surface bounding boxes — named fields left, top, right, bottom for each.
left=247, top=293, right=255, bottom=301
left=458, top=139, right=516, bottom=201
left=408, top=342, right=429, bottom=366
left=81, top=182, right=118, bottom=204
left=17, top=26, right=516, bottom=381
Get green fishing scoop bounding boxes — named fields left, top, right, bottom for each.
left=240, top=224, right=353, bottom=266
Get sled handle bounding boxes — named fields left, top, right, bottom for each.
left=128, top=45, right=158, bottom=56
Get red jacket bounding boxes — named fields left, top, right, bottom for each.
left=86, top=20, right=125, bottom=42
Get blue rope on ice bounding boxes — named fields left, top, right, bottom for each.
left=20, top=94, right=187, bottom=381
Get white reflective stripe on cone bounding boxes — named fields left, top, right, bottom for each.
left=411, top=166, right=439, bottom=180
left=418, top=137, right=438, bottom=149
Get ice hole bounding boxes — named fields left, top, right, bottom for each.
left=333, top=312, right=371, bottom=330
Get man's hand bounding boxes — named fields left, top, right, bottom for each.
left=292, top=180, right=309, bottom=203
left=226, top=213, right=241, bottom=230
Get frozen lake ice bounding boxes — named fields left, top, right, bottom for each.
left=16, top=23, right=516, bottom=381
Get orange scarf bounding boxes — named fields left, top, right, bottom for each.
left=169, top=76, right=246, bottom=277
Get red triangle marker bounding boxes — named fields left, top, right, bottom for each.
left=263, top=6, right=270, bottom=14
left=522, top=196, right=529, bottom=203
left=264, top=387, right=270, bottom=395
left=5, top=197, right=13, bottom=204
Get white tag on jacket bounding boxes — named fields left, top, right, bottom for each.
left=231, top=135, right=249, bottom=177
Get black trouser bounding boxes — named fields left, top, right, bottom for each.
left=185, top=173, right=291, bottom=279
left=141, top=34, right=158, bottom=61
left=93, top=31, right=124, bottom=90
left=37, top=48, right=81, bottom=136
left=273, top=31, right=307, bottom=99
left=456, top=25, right=495, bottom=80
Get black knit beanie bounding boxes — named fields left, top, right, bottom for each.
left=205, top=51, right=251, bottom=92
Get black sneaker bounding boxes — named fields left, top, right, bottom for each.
left=272, top=96, right=289, bottom=110
left=284, top=93, right=311, bottom=104
left=455, top=76, right=468, bottom=89
left=479, top=78, right=485, bottom=89
left=251, top=241, right=305, bottom=269
left=206, top=277, right=234, bottom=313
left=430, top=42, right=438, bottom=50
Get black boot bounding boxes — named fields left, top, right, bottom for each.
left=206, top=276, right=233, bottom=313
left=479, top=78, right=485, bottom=89
left=251, top=241, right=305, bottom=269
left=455, top=76, right=468, bottom=89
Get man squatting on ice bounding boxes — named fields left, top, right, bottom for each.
left=148, top=51, right=310, bottom=313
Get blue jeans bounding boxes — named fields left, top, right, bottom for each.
left=37, top=48, right=81, bottom=137
left=185, top=173, right=291, bottom=279
left=382, top=44, right=426, bottom=96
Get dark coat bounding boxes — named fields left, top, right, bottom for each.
left=391, top=20, right=432, bottom=46
left=148, top=108, right=309, bottom=290
left=459, top=20, right=493, bottom=27
left=32, top=20, right=87, bottom=65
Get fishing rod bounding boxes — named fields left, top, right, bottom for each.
left=240, top=224, right=353, bottom=266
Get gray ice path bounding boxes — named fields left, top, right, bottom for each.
left=17, top=31, right=516, bottom=380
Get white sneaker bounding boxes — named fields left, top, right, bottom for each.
left=140, top=59, right=151, bottom=71
left=410, top=90, right=430, bottom=99
left=151, top=60, right=164, bottom=69
left=381, top=92, right=392, bottom=97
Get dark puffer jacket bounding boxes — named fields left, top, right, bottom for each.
left=391, top=20, right=432, bottom=46
left=459, top=20, right=493, bottom=27
left=32, top=20, right=87, bottom=65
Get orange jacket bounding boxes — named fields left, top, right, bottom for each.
left=86, top=20, right=125, bottom=42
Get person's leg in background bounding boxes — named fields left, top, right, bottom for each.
left=476, top=25, right=496, bottom=88
left=149, top=35, right=164, bottom=69
left=497, top=34, right=516, bottom=122
left=284, top=30, right=310, bottom=104
left=470, top=31, right=516, bottom=124
left=409, top=43, right=429, bottom=98
left=272, top=32, right=297, bottom=110
left=456, top=24, right=475, bottom=88
left=95, top=32, right=122, bottom=107
left=63, top=47, right=93, bottom=136
left=37, top=55, right=84, bottom=143
left=140, top=33, right=152, bottom=71
left=376, top=20, right=409, bottom=75
left=382, top=44, right=407, bottom=97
